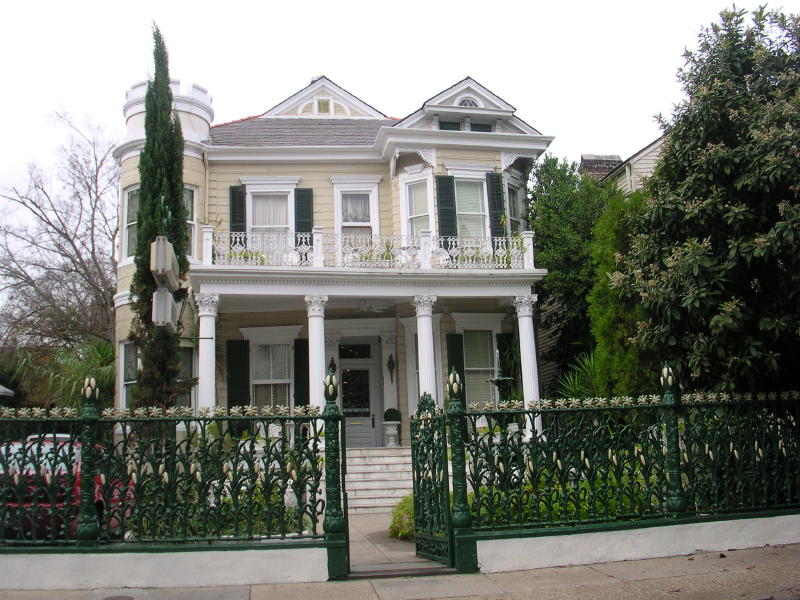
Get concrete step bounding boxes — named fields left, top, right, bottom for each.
left=345, top=455, right=411, bottom=465
left=346, top=447, right=411, bottom=457
left=346, top=471, right=412, bottom=482
left=347, top=479, right=412, bottom=492
left=346, top=461, right=412, bottom=473
left=348, top=487, right=411, bottom=500
left=347, top=505, right=395, bottom=514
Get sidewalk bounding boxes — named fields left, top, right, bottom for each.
left=1, top=513, right=798, bottom=599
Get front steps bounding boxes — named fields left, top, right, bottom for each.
left=345, top=447, right=413, bottom=514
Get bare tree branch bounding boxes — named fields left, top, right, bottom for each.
left=0, top=115, right=118, bottom=349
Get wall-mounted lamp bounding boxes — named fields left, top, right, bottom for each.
left=387, top=354, right=395, bottom=383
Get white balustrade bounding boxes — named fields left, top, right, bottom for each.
left=209, top=229, right=531, bottom=270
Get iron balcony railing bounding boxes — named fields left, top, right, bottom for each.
left=205, top=227, right=536, bottom=270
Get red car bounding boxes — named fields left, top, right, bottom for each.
left=1, top=437, right=131, bottom=541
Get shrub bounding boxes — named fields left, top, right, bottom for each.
left=383, top=408, right=401, bottom=422
left=388, top=493, right=414, bottom=539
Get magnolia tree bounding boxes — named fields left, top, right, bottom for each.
left=615, top=8, right=800, bottom=391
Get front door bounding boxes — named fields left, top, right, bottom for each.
left=339, top=338, right=381, bottom=448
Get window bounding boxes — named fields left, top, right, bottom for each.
left=316, top=99, right=330, bottom=114
left=175, top=346, right=195, bottom=409
left=471, top=123, right=492, bottom=132
left=184, top=187, right=197, bottom=258
left=458, top=97, right=479, bottom=108
left=439, top=121, right=461, bottom=131
left=331, top=175, right=381, bottom=238
left=507, top=184, right=526, bottom=233
left=454, top=180, right=487, bottom=237
left=341, top=193, right=372, bottom=238
left=121, top=343, right=138, bottom=408
left=251, top=193, right=289, bottom=233
left=252, top=344, right=291, bottom=409
left=124, top=187, right=139, bottom=258
left=407, top=181, right=430, bottom=238
left=464, top=330, right=495, bottom=404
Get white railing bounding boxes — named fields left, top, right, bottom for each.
left=205, top=227, right=535, bottom=270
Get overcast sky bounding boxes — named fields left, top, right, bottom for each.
left=2, top=0, right=799, bottom=189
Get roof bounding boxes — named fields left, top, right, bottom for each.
left=600, top=136, right=664, bottom=183
left=209, top=118, right=397, bottom=147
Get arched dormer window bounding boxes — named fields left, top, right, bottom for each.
left=458, top=97, right=479, bottom=108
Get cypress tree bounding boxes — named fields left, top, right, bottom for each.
left=128, top=26, right=189, bottom=407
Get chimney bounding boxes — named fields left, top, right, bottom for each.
left=578, top=154, right=622, bottom=180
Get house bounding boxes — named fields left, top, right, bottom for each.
left=113, top=76, right=552, bottom=447
left=600, top=136, right=663, bottom=193
left=578, top=154, right=622, bottom=180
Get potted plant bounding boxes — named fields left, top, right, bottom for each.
left=383, top=408, right=401, bottom=447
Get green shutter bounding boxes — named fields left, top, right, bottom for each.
left=436, top=175, right=458, bottom=238
left=446, top=333, right=466, bottom=400
left=486, top=173, right=505, bottom=239
left=294, top=188, right=313, bottom=242
left=293, top=339, right=309, bottom=407
left=226, top=340, right=250, bottom=408
left=229, top=185, right=246, bottom=232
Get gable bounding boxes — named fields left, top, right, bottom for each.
left=426, top=78, right=515, bottom=111
left=263, top=76, right=387, bottom=119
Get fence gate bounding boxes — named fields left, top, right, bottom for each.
left=410, top=393, right=453, bottom=565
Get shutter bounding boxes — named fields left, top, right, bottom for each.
left=229, top=185, right=246, bottom=232
left=446, top=333, right=466, bottom=400
left=294, top=188, right=313, bottom=244
left=226, top=340, right=250, bottom=408
left=486, top=172, right=505, bottom=239
left=436, top=175, right=458, bottom=238
left=293, top=339, right=309, bottom=407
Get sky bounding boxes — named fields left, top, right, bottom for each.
left=1, top=0, right=799, bottom=189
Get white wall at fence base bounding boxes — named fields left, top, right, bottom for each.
left=0, top=546, right=327, bottom=590
left=477, top=514, right=800, bottom=573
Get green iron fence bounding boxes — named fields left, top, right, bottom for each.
left=0, top=373, right=347, bottom=570
left=411, top=365, right=800, bottom=573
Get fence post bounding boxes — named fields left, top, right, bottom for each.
left=322, top=369, right=347, bottom=580
left=76, top=377, right=100, bottom=546
left=447, top=368, right=478, bottom=573
left=661, top=362, right=687, bottom=517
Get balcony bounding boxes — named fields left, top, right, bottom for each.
left=202, top=227, right=536, bottom=271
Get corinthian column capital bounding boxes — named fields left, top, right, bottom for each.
left=413, top=295, right=437, bottom=317
left=194, top=293, right=219, bottom=318
left=512, top=294, right=538, bottom=318
left=305, top=295, right=328, bottom=317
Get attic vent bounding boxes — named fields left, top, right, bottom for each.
left=458, top=97, right=479, bottom=108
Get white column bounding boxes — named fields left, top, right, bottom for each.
left=413, top=295, right=438, bottom=405
left=195, top=293, right=219, bottom=411
left=305, top=295, right=328, bottom=410
left=514, top=294, right=542, bottom=433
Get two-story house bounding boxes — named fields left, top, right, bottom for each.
left=113, top=76, right=551, bottom=447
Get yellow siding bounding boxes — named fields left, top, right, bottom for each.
left=435, top=148, right=501, bottom=173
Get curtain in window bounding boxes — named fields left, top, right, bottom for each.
left=464, top=330, right=495, bottom=404
left=252, top=193, right=288, bottom=228
left=455, top=181, right=485, bottom=237
left=342, top=193, right=370, bottom=223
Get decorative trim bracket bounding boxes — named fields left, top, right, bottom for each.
left=391, top=147, right=437, bottom=178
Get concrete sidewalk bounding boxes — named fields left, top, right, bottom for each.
left=2, top=543, right=798, bottom=600
left=2, top=513, right=798, bottom=599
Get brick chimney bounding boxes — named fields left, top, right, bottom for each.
left=578, top=154, right=622, bottom=180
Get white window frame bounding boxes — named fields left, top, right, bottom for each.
left=452, top=313, right=504, bottom=405
left=121, top=185, right=140, bottom=264
left=445, top=164, right=493, bottom=239
left=505, top=170, right=526, bottom=236
left=398, top=166, right=435, bottom=238
left=184, top=185, right=199, bottom=259
left=240, top=176, right=301, bottom=236
left=331, top=175, right=382, bottom=236
left=240, top=325, right=303, bottom=409
left=315, top=96, right=333, bottom=115
left=118, top=341, right=138, bottom=411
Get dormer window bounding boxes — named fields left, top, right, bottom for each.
left=458, top=97, right=479, bottom=108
